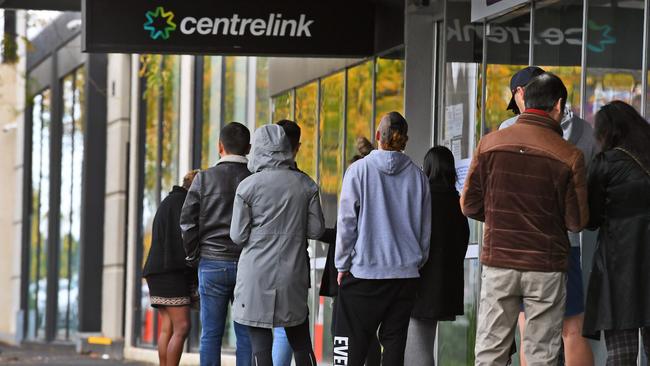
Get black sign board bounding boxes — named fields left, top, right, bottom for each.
left=83, top=0, right=376, bottom=57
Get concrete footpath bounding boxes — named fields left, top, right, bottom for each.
left=0, top=342, right=151, bottom=365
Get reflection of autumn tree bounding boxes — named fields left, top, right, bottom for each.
left=376, top=58, right=405, bottom=118
left=256, top=58, right=270, bottom=127
left=140, top=55, right=181, bottom=266
left=272, top=91, right=293, bottom=122
left=486, top=65, right=583, bottom=133
left=295, top=83, right=318, bottom=179
left=319, top=73, right=344, bottom=197
left=346, top=62, right=373, bottom=164
left=319, top=73, right=345, bottom=226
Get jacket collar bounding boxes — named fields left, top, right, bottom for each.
left=516, top=109, right=563, bottom=136
left=171, top=185, right=187, bottom=194
left=216, top=155, right=248, bottom=166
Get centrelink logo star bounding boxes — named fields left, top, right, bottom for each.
left=144, top=6, right=177, bottom=40
left=587, top=20, right=616, bottom=53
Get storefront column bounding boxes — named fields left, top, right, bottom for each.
left=179, top=55, right=194, bottom=175
left=99, top=53, right=132, bottom=346
left=404, top=2, right=437, bottom=162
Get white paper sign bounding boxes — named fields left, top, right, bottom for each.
left=445, top=104, right=464, bottom=140
left=455, top=158, right=472, bottom=193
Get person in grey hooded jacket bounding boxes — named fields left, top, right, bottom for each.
left=333, top=112, right=432, bottom=366
left=230, top=124, right=325, bottom=366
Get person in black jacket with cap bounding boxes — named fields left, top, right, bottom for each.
left=143, top=169, right=199, bottom=366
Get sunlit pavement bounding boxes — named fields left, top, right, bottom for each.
left=0, top=342, right=151, bottom=365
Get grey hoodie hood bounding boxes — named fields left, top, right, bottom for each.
left=248, top=124, right=294, bottom=173
left=365, top=149, right=413, bottom=175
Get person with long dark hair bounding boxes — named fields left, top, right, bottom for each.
left=404, top=146, right=469, bottom=366
left=584, top=101, right=650, bottom=364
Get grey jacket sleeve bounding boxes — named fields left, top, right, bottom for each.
left=335, top=169, right=360, bottom=272
left=307, top=190, right=326, bottom=240
left=419, top=179, right=432, bottom=268
left=180, top=172, right=201, bottom=257
left=230, top=189, right=252, bottom=246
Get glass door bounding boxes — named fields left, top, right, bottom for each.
left=435, top=0, right=484, bottom=363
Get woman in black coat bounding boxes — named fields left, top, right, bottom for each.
left=584, top=101, right=650, bottom=365
left=404, top=146, right=470, bottom=366
left=143, top=170, right=199, bottom=366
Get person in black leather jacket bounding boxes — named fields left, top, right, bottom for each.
left=584, top=101, right=650, bottom=364
left=180, top=122, right=253, bottom=366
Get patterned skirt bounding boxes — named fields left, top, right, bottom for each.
left=145, top=270, right=193, bottom=308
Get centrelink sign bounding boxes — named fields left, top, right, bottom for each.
left=83, top=0, right=376, bottom=56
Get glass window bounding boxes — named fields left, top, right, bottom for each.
left=224, top=56, right=248, bottom=123
left=272, top=90, right=294, bottom=123
left=315, top=72, right=345, bottom=364
left=294, top=83, right=318, bottom=179
left=484, top=10, right=531, bottom=133
left=346, top=61, right=373, bottom=165
left=436, top=1, right=484, bottom=363
left=28, top=89, right=51, bottom=340
left=437, top=259, right=480, bottom=365
left=138, top=55, right=182, bottom=347
left=255, top=57, right=270, bottom=128
left=585, top=0, right=644, bottom=122
left=375, top=49, right=405, bottom=118
left=200, top=56, right=223, bottom=169
left=532, top=1, right=584, bottom=117
left=57, top=67, right=85, bottom=340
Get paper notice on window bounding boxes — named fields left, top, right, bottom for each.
left=455, top=158, right=472, bottom=193
left=451, top=138, right=462, bottom=161
left=445, top=104, right=464, bottom=140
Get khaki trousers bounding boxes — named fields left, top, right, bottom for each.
left=475, top=265, right=566, bottom=366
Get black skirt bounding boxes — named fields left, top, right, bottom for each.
left=145, top=270, right=193, bottom=308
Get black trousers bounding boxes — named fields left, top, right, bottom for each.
left=333, top=275, right=417, bottom=366
left=247, top=319, right=316, bottom=366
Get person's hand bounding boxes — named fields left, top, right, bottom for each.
left=337, top=271, right=349, bottom=286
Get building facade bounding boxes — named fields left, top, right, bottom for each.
left=3, top=1, right=650, bottom=365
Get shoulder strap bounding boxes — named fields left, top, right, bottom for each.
left=614, top=147, right=650, bottom=178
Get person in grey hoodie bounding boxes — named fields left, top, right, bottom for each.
left=230, top=124, right=325, bottom=366
left=333, top=111, right=432, bottom=366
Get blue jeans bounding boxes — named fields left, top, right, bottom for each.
left=272, top=327, right=293, bottom=366
left=199, top=259, right=251, bottom=366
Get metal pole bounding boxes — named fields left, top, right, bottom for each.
left=579, top=0, right=589, bottom=119
left=529, top=1, right=535, bottom=65
left=640, top=0, right=650, bottom=117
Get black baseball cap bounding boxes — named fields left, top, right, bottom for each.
left=507, top=66, right=545, bottom=111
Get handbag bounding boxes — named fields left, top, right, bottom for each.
left=614, top=147, right=650, bottom=178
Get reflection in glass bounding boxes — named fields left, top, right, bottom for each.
left=376, top=51, right=405, bottom=118
left=437, top=259, right=479, bottom=365
left=56, top=68, right=85, bottom=340
left=319, top=73, right=344, bottom=226
left=532, top=1, right=583, bottom=118
left=483, top=8, right=531, bottom=134
left=139, top=55, right=181, bottom=347
left=585, top=0, right=644, bottom=122
left=346, top=62, right=373, bottom=165
left=294, top=83, right=318, bottom=179
left=201, top=56, right=223, bottom=169
left=224, top=56, right=248, bottom=123
left=28, top=90, right=51, bottom=340
left=272, top=91, right=294, bottom=123
left=256, top=57, right=270, bottom=128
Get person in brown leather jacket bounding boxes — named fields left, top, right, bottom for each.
left=462, top=73, right=589, bottom=366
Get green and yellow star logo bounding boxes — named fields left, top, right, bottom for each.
left=144, top=6, right=177, bottom=40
